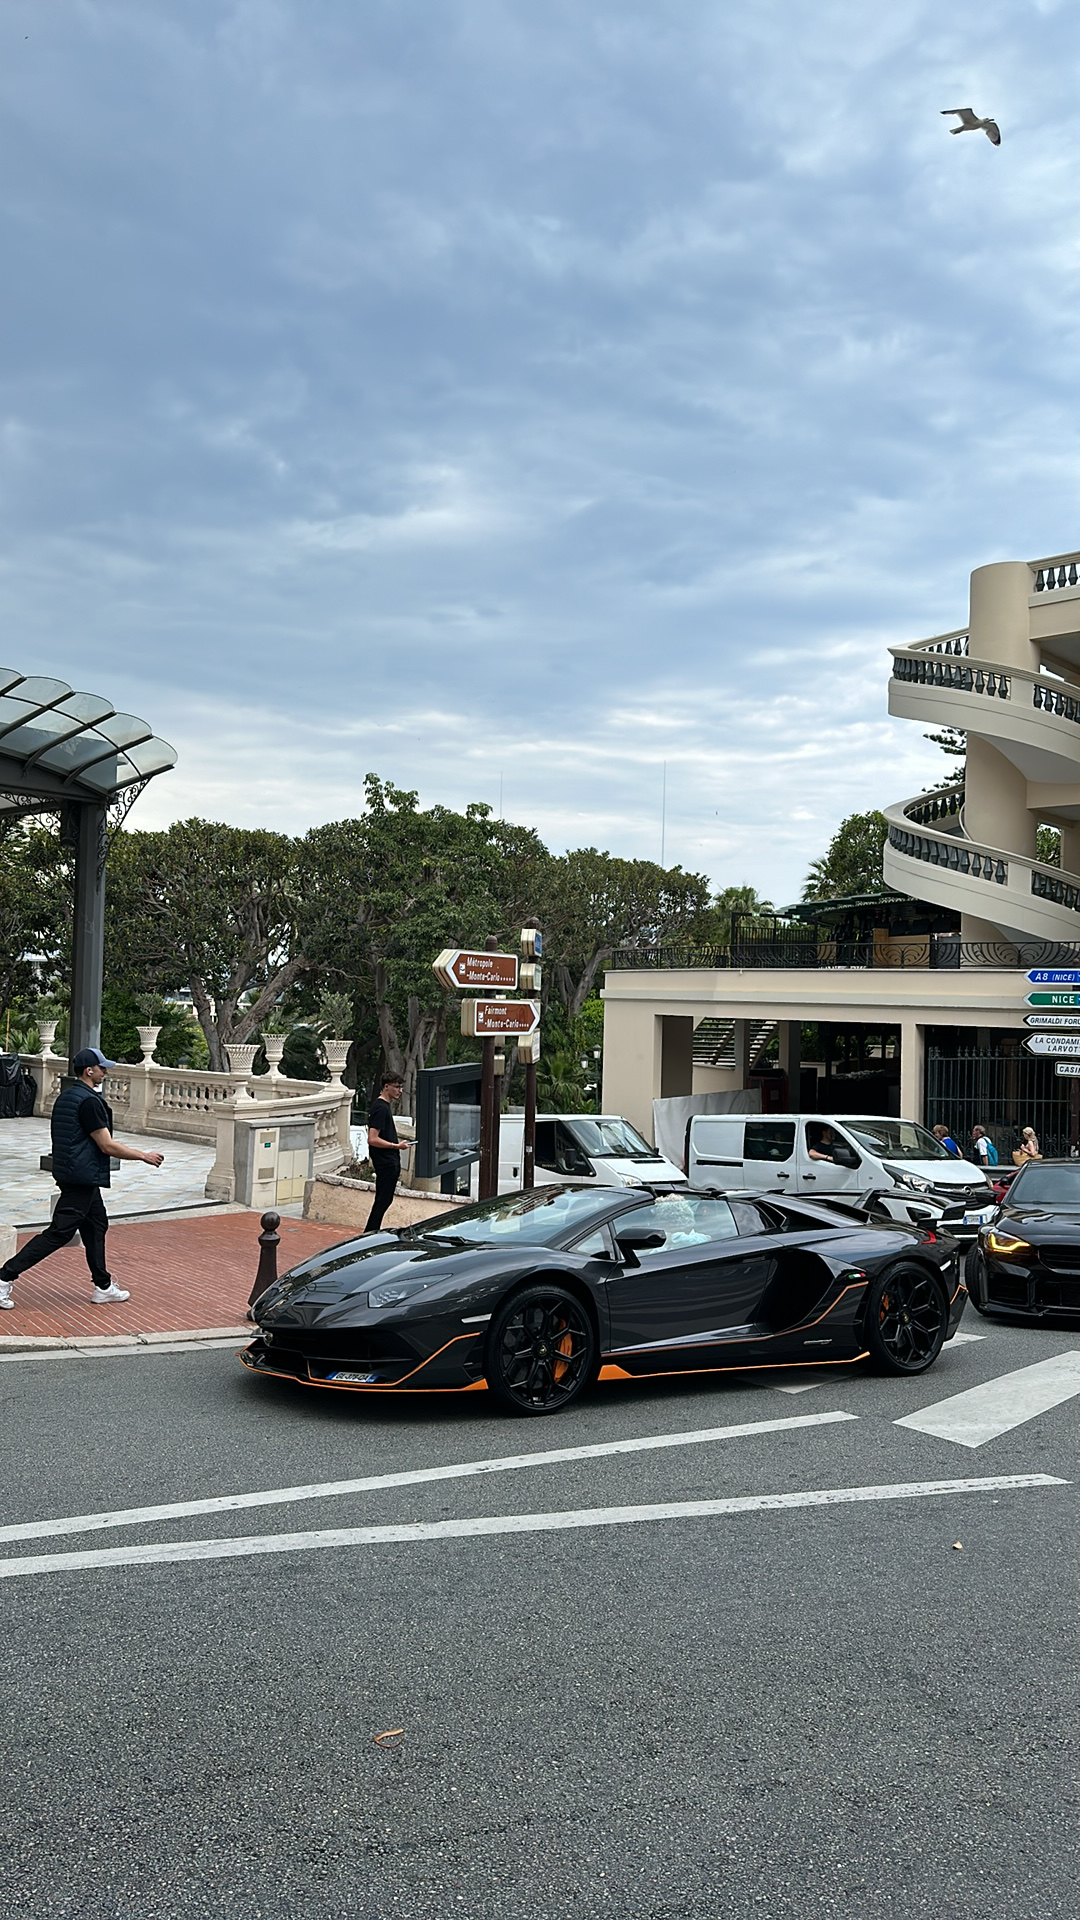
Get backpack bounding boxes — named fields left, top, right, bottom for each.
left=984, top=1138, right=999, bottom=1166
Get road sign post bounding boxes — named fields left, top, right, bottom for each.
left=520, top=921, right=542, bottom=1189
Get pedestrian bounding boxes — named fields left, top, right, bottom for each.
left=971, top=1123, right=998, bottom=1169
left=0, top=1047, right=165, bottom=1310
left=1015, top=1126, right=1041, bottom=1164
left=365, top=1072, right=412, bottom=1232
left=933, top=1123, right=962, bottom=1157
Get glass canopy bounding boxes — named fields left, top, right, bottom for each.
left=0, top=668, right=177, bottom=804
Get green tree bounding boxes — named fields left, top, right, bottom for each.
left=0, top=816, right=69, bottom=1021
left=301, top=777, right=551, bottom=1112
left=105, top=821, right=308, bottom=1070
left=801, top=811, right=889, bottom=901
left=689, top=883, right=775, bottom=949
left=538, top=849, right=710, bottom=1018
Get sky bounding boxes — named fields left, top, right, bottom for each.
left=2, top=0, right=1079, bottom=906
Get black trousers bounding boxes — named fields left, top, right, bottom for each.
left=365, top=1159, right=399, bottom=1232
left=3, top=1185, right=111, bottom=1290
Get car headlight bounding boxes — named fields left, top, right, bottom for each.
left=885, top=1164, right=932, bottom=1194
left=984, top=1230, right=1032, bottom=1259
left=366, top=1279, right=431, bottom=1309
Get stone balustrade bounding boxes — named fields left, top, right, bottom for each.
left=18, top=1051, right=353, bottom=1195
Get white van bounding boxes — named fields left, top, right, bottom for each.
left=685, top=1112, right=995, bottom=1239
left=496, top=1112, right=686, bottom=1192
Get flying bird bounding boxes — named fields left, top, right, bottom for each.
left=941, top=107, right=1001, bottom=145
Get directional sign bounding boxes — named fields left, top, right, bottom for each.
left=1024, top=1033, right=1080, bottom=1056
left=1025, top=1013, right=1080, bottom=1028
left=1056, top=1062, right=1080, bottom=1077
left=1027, top=968, right=1080, bottom=986
left=433, top=948, right=519, bottom=991
left=460, top=998, right=540, bottom=1038
left=1026, top=992, right=1080, bottom=1008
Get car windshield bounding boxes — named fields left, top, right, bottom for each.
left=1008, top=1164, right=1080, bottom=1208
left=844, top=1118, right=952, bottom=1162
left=417, top=1187, right=622, bottom=1248
left=564, top=1116, right=656, bottom=1159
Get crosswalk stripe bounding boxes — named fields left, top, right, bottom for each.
left=0, top=1475, right=1063, bottom=1582
left=0, top=1408, right=856, bottom=1547
left=895, top=1351, right=1080, bottom=1448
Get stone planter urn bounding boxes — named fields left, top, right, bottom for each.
left=323, top=1039, right=351, bottom=1088
left=225, top=1043, right=260, bottom=1089
left=135, top=1024, right=162, bottom=1064
left=37, top=1021, right=58, bottom=1054
left=262, top=1035, right=286, bottom=1078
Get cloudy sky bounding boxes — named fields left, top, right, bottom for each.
left=2, top=0, right=1079, bottom=903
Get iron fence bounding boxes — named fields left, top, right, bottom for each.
left=607, top=935, right=1080, bottom=972
left=926, top=1051, right=1075, bottom=1161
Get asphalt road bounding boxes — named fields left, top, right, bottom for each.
left=2, top=1313, right=1080, bottom=1919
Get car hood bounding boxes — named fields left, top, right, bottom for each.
left=256, top=1231, right=559, bottom=1329
left=601, top=1156, right=686, bottom=1184
left=999, top=1204, right=1080, bottom=1235
left=895, top=1159, right=990, bottom=1189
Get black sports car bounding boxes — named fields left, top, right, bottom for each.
left=241, top=1183, right=967, bottom=1415
left=969, top=1158, right=1080, bottom=1320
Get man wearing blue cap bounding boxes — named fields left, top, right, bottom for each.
left=0, top=1047, right=165, bottom=1310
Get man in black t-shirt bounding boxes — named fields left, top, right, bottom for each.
left=366, top=1073, right=411, bottom=1232
left=0, top=1047, right=165, bottom=1310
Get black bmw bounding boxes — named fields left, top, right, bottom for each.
left=969, top=1158, right=1080, bottom=1320
left=241, top=1183, right=967, bottom=1416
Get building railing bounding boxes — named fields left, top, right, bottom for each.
left=605, top=937, right=1080, bottom=971
left=1031, top=552, right=1080, bottom=593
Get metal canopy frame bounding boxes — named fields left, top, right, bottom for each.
left=0, top=668, right=177, bottom=1060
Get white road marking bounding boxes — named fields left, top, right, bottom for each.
left=895, top=1352, right=1080, bottom=1449
left=0, top=1475, right=1062, bottom=1582
left=775, top=1383, right=821, bottom=1394
left=948, top=1331, right=986, bottom=1346
left=0, top=1409, right=857, bottom=1547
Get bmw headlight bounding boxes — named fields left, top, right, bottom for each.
left=984, top=1229, right=1032, bottom=1260
left=366, top=1279, right=431, bottom=1310
left=885, top=1163, right=932, bottom=1194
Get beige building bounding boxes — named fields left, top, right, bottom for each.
left=602, top=551, right=1080, bottom=1149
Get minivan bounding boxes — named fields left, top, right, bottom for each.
left=685, top=1112, right=995, bottom=1239
left=495, top=1111, right=686, bottom=1191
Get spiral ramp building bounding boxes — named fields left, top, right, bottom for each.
left=886, top=556, right=1080, bottom=951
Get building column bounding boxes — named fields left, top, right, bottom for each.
left=732, top=1019, right=751, bottom=1090
left=778, top=1020, right=801, bottom=1106
left=68, top=801, right=108, bottom=1061
left=899, top=1016, right=926, bottom=1124
left=658, top=1016, right=694, bottom=1098
left=962, top=562, right=1038, bottom=943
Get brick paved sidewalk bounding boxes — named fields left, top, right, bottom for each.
left=0, top=1214, right=352, bottom=1344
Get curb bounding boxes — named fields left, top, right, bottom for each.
left=0, top=1324, right=250, bottom=1354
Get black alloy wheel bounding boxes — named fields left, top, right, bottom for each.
left=864, top=1262, right=949, bottom=1374
left=485, top=1284, right=596, bottom=1416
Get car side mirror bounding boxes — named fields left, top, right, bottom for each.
left=832, top=1145, right=860, bottom=1169
left=615, top=1229, right=666, bottom=1265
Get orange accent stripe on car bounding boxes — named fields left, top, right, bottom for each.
left=596, top=1353, right=871, bottom=1382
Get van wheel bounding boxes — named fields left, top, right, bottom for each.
left=864, top=1263, right=948, bottom=1374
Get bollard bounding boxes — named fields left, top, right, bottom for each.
left=248, top=1209, right=281, bottom=1314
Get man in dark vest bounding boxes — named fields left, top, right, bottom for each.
left=0, top=1047, right=165, bottom=1310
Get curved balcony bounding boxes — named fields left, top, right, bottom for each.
left=882, top=787, right=1080, bottom=946
left=889, top=636, right=1080, bottom=787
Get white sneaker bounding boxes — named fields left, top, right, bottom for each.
left=91, top=1283, right=130, bottom=1304
left=0, top=1282, right=13, bottom=1311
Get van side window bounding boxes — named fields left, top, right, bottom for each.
left=744, top=1121, right=796, bottom=1163
left=534, top=1122, right=558, bottom=1172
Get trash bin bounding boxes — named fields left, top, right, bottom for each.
left=0, top=1056, right=36, bottom=1118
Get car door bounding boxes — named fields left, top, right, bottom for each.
left=604, top=1196, right=776, bottom=1363
left=740, top=1118, right=797, bottom=1193
left=796, top=1121, right=864, bottom=1197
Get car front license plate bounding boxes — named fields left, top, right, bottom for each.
left=962, top=1206, right=994, bottom=1225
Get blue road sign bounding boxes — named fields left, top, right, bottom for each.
left=1027, top=969, right=1080, bottom=986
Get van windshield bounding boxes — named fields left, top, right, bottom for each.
left=564, top=1117, right=657, bottom=1160
left=843, top=1118, right=952, bottom=1162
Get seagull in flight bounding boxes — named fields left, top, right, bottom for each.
left=941, top=107, right=1001, bottom=145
